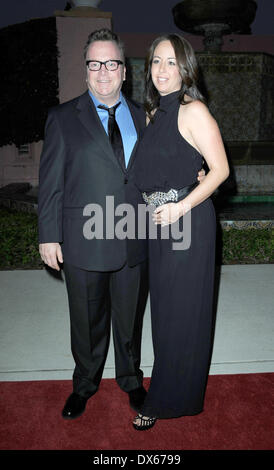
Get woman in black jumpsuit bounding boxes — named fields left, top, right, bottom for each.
left=132, top=34, right=229, bottom=430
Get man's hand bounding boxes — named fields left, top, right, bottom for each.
left=197, top=167, right=205, bottom=182
left=39, top=243, right=63, bottom=271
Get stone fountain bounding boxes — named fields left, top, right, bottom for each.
left=70, top=0, right=102, bottom=8
left=172, top=0, right=258, bottom=52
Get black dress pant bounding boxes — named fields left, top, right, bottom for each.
left=63, top=261, right=147, bottom=398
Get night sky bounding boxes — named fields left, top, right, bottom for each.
left=0, top=0, right=274, bottom=34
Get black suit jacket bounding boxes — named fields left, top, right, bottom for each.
left=38, top=91, right=147, bottom=271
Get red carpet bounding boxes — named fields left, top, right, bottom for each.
left=0, top=373, right=273, bottom=450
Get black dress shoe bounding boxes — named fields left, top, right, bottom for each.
left=128, top=386, right=147, bottom=412
left=62, top=393, right=88, bottom=420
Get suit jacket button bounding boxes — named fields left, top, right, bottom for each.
left=124, top=178, right=128, bottom=184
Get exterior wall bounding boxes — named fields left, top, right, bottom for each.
left=56, top=16, right=111, bottom=103
left=0, top=142, right=42, bottom=188
left=198, top=53, right=274, bottom=142
left=233, top=165, right=274, bottom=194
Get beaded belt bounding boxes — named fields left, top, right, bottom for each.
left=142, top=182, right=199, bottom=208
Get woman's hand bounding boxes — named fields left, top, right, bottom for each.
left=152, top=201, right=189, bottom=226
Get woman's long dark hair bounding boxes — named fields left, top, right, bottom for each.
left=144, top=34, right=205, bottom=120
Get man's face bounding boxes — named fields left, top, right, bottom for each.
left=86, top=40, right=126, bottom=106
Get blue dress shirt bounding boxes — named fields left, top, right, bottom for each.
left=89, top=91, right=137, bottom=168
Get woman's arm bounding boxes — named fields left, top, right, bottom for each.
left=179, top=100, right=229, bottom=212
left=153, top=100, right=229, bottom=224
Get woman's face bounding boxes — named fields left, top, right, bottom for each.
left=151, top=40, right=182, bottom=96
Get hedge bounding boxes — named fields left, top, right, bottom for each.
left=0, top=208, right=273, bottom=269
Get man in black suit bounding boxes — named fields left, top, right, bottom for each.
left=38, top=29, right=148, bottom=419
left=38, top=28, right=204, bottom=419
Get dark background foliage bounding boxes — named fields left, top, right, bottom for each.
left=0, top=17, right=59, bottom=148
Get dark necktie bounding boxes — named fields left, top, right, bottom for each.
left=98, top=102, right=125, bottom=170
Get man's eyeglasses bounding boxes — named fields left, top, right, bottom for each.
left=86, top=60, right=124, bottom=71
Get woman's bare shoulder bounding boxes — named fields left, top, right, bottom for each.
left=180, top=99, right=214, bottom=128
left=181, top=99, right=208, bottom=115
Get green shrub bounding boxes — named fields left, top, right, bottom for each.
left=221, top=227, right=273, bottom=264
left=0, top=208, right=42, bottom=269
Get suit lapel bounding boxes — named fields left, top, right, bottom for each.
left=125, top=98, right=145, bottom=173
left=75, top=91, right=122, bottom=172
left=75, top=91, right=145, bottom=174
